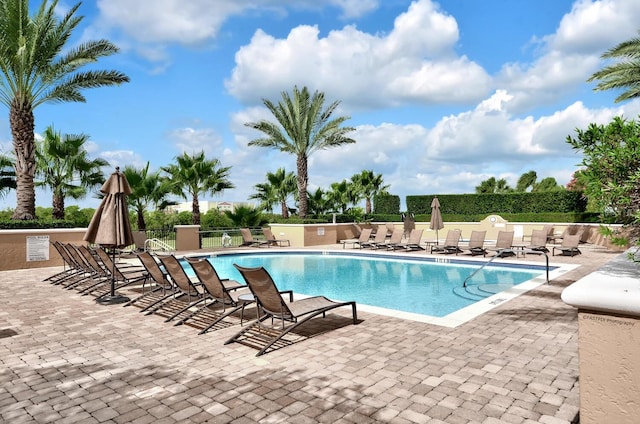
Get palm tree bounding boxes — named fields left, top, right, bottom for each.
left=475, top=177, right=512, bottom=194
left=162, top=151, right=234, bottom=225
left=327, top=180, right=358, bottom=213
left=250, top=168, right=297, bottom=218
left=307, top=188, right=330, bottom=216
left=0, top=0, right=129, bottom=220
left=35, top=126, right=108, bottom=220
left=515, top=170, right=537, bottom=192
left=0, top=152, right=16, bottom=199
left=223, top=205, right=265, bottom=228
left=351, top=170, right=389, bottom=214
left=245, top=86, right=356, bottom=218
left=123, top=162, right=173, bottom=230
left=588, top=32, right=640, bottom=102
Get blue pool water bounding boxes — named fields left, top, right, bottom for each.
left=182, top=252, right=551, bottom=318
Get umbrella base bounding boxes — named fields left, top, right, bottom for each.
left=97, top=294, right=130, bottom=305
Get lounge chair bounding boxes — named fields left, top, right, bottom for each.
left=82, top=247, right=149, bottom=298
left=148, top=255, right=208, bottom=322
left=361, top=229, right=387, bottom=249
left=185, top=257, right=253, bottom=333
left=525, top=229, right=549, bottom=253
left=552, top=234, right=582, bottom=256
left=225, top=264, right=358, bottom=356
left=262, top=227, right=290, bottom=247
left=240, top=228, right=270, bottom=247
left=460, top=230, right=487, bottom=256
left=340, top=228, right=372, bottom=249
left=430, top=229, right=461, bottom=254
left=47, top=242, right=88, bottom=285
left=385, top=222, right=395, bottom=237
left=379, top=228, right=404, bottom=250
left=124, top=252, right=176, bottom=311
left=487, top=231, right=516, bottom=257
left=392, top=229, right=424, bottom=251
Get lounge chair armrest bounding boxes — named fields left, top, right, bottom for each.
left=279, top=290, right=294, bottom=302
left=227, top=284, right=249, bottom=291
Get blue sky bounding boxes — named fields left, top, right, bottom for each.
left=2, top=0, right=640, bottom=211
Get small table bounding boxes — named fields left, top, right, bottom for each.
left=237, top=293, right=255, bottom=325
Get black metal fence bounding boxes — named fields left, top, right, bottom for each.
left=199, top=228, right=263, bottom=249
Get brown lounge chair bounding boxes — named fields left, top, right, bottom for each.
left=361, top=228, right=388, bottom=249
left=379, top=228, right=403, bottom=250
left=240, top=228, right=270, bottom=247
left=552, top=234, right=582, bottom=256
left=185, top=257, right=253, bottom=334
left=225, top=264, right=358, bottom=356
left=525, top=229, right=549, bottom=253
left=392, top=228, right=424, bottom=251
left=487, top=231, right=516, bottom=258
left=340, top=228, right=372, bottom=249
left=430, top=229, right=461, bottom=254
left=262, top=227, right=290, bottom=247
left=460, top=230, right=487, bottom=256
left=124, top=252, right=176, bottom=312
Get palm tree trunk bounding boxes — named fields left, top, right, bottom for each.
left=280, top=200, right=289, bottom=218
left=192, top=195, right=201, bottom=225
left=10, top=100, right=36, bottom=220
left=52, top=193, right=65, bottom=220
left=137, top=209, right=146, bottom=231
left=366, top=198, right=372, bottom=214
left=296, top=154, right=308, bottom=218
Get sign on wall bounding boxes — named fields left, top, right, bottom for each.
left=26, top=235, right=50, bottom=262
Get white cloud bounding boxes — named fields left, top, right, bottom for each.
left=167, top=127, right=224, bottom=156
left=226, top=1, right=491, bottom=109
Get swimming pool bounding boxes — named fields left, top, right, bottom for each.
left=182, top=251, right=574, bottom=327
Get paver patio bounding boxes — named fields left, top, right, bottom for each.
left=0, top=243, right=621, bottom=423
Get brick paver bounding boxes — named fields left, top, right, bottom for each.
left=0, top=243, right=620, bottom=422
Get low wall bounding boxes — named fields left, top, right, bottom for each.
left=562, top=251, right=640, bottom=424
left=0, top=228, right=88, bottom=271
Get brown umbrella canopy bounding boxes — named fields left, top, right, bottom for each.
left=84, top=167, right=134, bottom=249
left=430, top=196, right=444, bottom=243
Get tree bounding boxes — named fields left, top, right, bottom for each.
left=515, top=170, right=537, bottom=192
left=35, top=126, right=108, bottom=220
left=223, top=205, right=265, bottom=228
left=534, top=177, right=564, bottom=192
left=566, top=116, right=640, bottom=221
left=245, top=86, right=356, bottom=218
left=250, top=167, right=297, bottom=218
left=0, top=0, right=129, bottom=220
left=0, top=152, right=16, bottom=199
left=123, top=162, right=173, bottom=230
left=327, top=180, right=358, bottom=213
left=588, top=32, right=640, bottom=103
left=162, top=151, right=234, bottom=225
left=351, top=170, right=389, bottom=214
left=475, top=177, right=512, bottom=194
left=307, top=188, right=330, bottom=216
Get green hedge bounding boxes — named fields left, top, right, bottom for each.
left=373, top=194, right=401, bottom=214
left=406, top=192, right=587, bottom=215
left=0, top=220, right=77, bottom=229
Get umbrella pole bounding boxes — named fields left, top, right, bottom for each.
left=97, top=248, right=130, bottom=305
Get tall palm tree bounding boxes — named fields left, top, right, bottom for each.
left=588, top=32, right=640, bottom=102
left=250, top=167, right=297, bottom=218
left=35, top=126, right=108, bottom=220
left=162, top=151, right=234, bottom=225
left=123, top=162, right=173, bottom=230
left=0, top=0, right=129, bottom=220
left=245, top=86, right=356, bottom=218
left=351, top=170, right=389, bottom=214
left=0, top=152, right=16, bottom=199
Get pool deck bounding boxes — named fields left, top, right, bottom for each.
left=0, top=243, right=622, bottom=423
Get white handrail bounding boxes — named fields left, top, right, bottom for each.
left=144, top=238, right=174, bottom=252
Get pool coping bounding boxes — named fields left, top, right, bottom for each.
left=182, top=248, right=580, bottom=328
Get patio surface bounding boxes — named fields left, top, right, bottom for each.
left=0, top=243, right=621, bottom=423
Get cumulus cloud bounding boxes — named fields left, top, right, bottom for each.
left=226, top=0, right=491, bottom=109
left=167, top=127, right=225, bottom=156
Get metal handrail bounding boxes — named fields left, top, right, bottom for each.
left=144, top=238, right=174, bottom=252
left=462, top=248, right=549, bottom=287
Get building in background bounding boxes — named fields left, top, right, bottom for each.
left=166, top=201, right=255, bottom=214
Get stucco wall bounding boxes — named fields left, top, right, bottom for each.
left=577, top=311, right=640, bottom=424
left=0, top=228, right=88, bottom=271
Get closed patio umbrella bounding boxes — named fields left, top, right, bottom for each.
left=430, top=196, right=444, bottom=244
left=84, top=167, right=134, bottom=304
